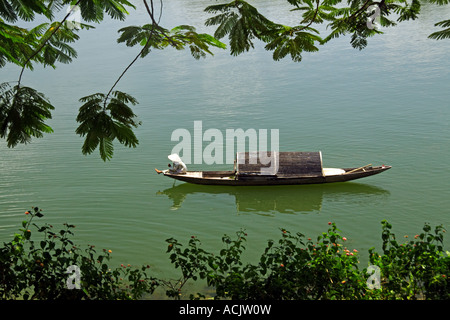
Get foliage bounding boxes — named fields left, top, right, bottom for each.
left=0, top=207, right=157, bottom=300
left=117, top=24, right=226, bottom=59
left=0, top=82, right=54, bottom=147
left=1, top=0, right=137, bottom=153
left=1, top=208, right=449, bottom=300
left=429, top=19, right=450, bottom=39
left=166, top=224, right=368, bottom=299
left=368, top=220, right=450, bottom=299
left=0, top=0, right=131, bottom=69
left=164, top=220, right=449, bottom=300
left=203, top=0, right=446, bottom=60
left=75, top=91, right=141, bottom=161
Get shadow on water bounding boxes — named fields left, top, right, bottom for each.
left=157, top=182, right=390, bottom=215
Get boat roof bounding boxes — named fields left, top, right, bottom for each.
left=236, top=151, right=323, bottom=176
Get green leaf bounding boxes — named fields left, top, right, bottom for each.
left=117, top=23, right=225, bottom=60
left=99, top=136, right=114, bottom=161
left=0, top=83, right=54, bottom=147
left=76, top=90, right=140, bottom=161
left=429, top=19, right=450, bottom=40
left=426, top=0, right=449, bottom=5
left=0, top=0, right=47, bottom=22
left=205, top=0, right=275, bottom=56
left=0, top=20, right=37, bottom=68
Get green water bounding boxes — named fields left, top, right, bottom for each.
left=1, top=1, right=450, bottom=285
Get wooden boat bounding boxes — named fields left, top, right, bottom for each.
left=155, top=151, right=391, bottom=186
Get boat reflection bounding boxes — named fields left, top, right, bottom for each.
left=157, top=182, right=390, bottom=215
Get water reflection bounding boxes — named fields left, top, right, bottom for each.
left=157, top=182, right=390, bottom=215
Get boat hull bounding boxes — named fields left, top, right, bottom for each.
left=161, top=166, right=391, bottom=186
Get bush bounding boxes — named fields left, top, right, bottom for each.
left=368, top=220, right=450, bottom=299
left=1, top=207, right=448, bottom=300
left=0, top=207, right=157, bottom=300
left=166, top=222, right=449, bottom=300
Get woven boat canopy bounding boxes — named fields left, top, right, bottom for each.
left=235, top=151, right=323, bottom=177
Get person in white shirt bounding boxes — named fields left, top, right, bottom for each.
left=155, top=154, right=187, bottom=174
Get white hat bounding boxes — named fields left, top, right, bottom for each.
left=168, top=153, right=182, bottom=163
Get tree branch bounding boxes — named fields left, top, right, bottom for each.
left=298, top=0, right=321, bottom=31
left=17, top=0, right=82, bottom=87
left=103, top=0, right=163, bottom=109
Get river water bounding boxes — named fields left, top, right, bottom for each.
left=1, top=0, right=449, bottom=294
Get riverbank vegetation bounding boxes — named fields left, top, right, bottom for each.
left=1, top=207, right=448, bottom=300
